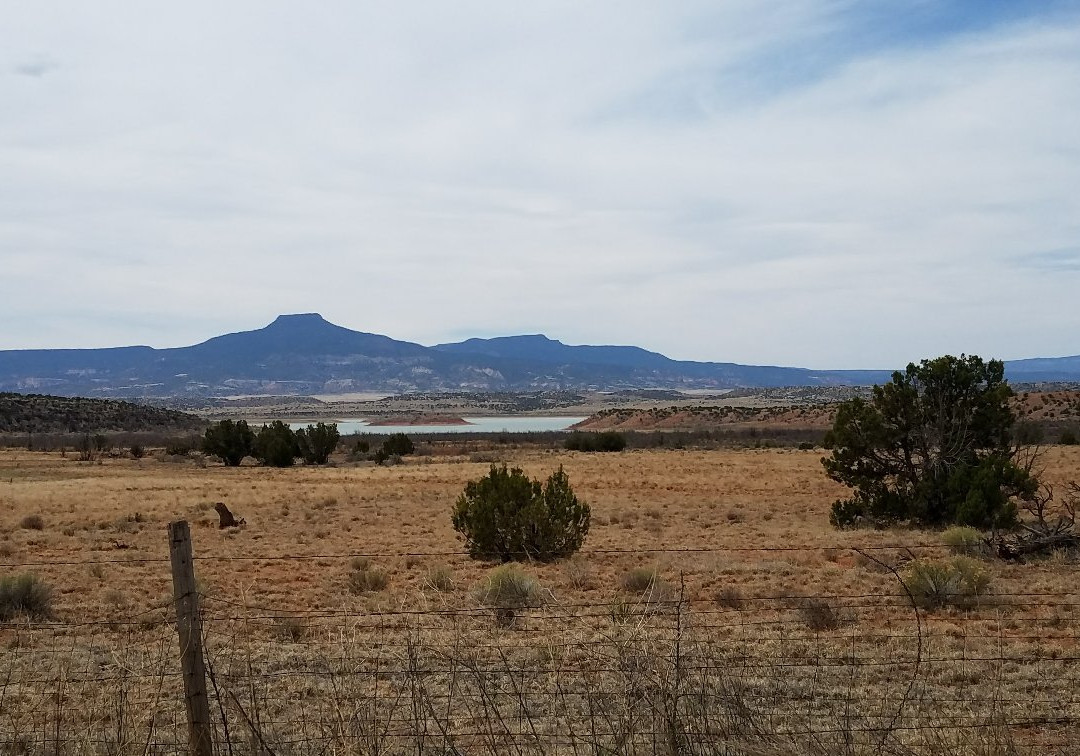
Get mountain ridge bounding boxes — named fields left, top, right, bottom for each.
left=0, top=314, right=1075, bottom=398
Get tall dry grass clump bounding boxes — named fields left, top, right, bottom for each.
left=19, top=514, right=44, bottom=531
left=475, top=564, right=543, bottom=609
left=941, top=526, right=989, bottom=557
left=619, top=566, right=674, bottom=601
left=423, top=564, right=455, bottom=592
left=475, top=564, right=544, bottom=627
left=799, top=598, right=841, bottom=631
left=0, top=573, right=53, bottom=620
left=347, top=558, right=389, bottom=593
left=903, top=556, right=991, bottom=610
left=564, top=555, right=594, bottom=589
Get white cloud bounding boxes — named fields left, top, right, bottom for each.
left=1, top=1, right=1077, bottom=369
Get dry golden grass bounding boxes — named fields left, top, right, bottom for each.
left=0, top=446, right=946, bottom=615
left=1, top=445, right=1079, bottom=753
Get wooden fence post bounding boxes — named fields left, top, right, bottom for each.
left=169, top=520, right=214, bottom=756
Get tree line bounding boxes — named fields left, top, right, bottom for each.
left=200, top=420, right=418, bottom=467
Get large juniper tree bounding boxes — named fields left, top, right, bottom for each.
left=296, top=422, right=340, bottom=465
left=201, top=419, right=255, bottom=466
left=253, top=420, right=300, bottom=468
left=452, top=465, right=590, bottom=562
left=823, top=355, right=1038, bottom=529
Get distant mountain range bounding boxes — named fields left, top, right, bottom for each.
left=0, top=313, right=1075, bottom=398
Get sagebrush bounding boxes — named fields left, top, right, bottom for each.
left=0, top=573, right=53, bottom=620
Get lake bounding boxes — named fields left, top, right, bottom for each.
left=289, top=417, right=588, bottom=435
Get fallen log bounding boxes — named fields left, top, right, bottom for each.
left=993, top=532, right=1079, bottom=561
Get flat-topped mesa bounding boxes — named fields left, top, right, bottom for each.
left=265, top=313, right=333, bottom=330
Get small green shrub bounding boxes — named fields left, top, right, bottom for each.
left=1060, top=429, right=1079, bottom=446
left=475, top=565, right=543, bottom=609
left=164, top=439, right=195, bottom=456
left=347, top=440, right=370, bottom=461
left=0, top=573, right=54, bottom=620
left=19, top=515, right=44, bottom=531
left=941, top=526, right=988, bottom=557
left=373, top=450, right=402, bottom=466
left=595, top=431, right=627, bottom=451
left=903, top=556, right=991, bottom=610
left=381, top=433, right=415, bottom=457
left=564, top=432, right=590, bottom=451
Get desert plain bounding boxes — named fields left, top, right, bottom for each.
left=1, top=442, right=1079, bottom=754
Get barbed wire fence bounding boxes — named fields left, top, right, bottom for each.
left=1, top=526, right=1079, bottom=754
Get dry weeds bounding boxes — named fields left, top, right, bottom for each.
left=0, top=445, right=1078, bottom=753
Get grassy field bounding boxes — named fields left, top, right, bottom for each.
left=1, top=445, right=1079, bottom=753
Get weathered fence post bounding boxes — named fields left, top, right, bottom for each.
left=169, top=520, right=214, bottom=756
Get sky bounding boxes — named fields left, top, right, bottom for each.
left=2, top=1, right=1078, bottom=369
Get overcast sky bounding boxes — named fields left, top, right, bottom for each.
left=2, top=1, right=1078, bottom=369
